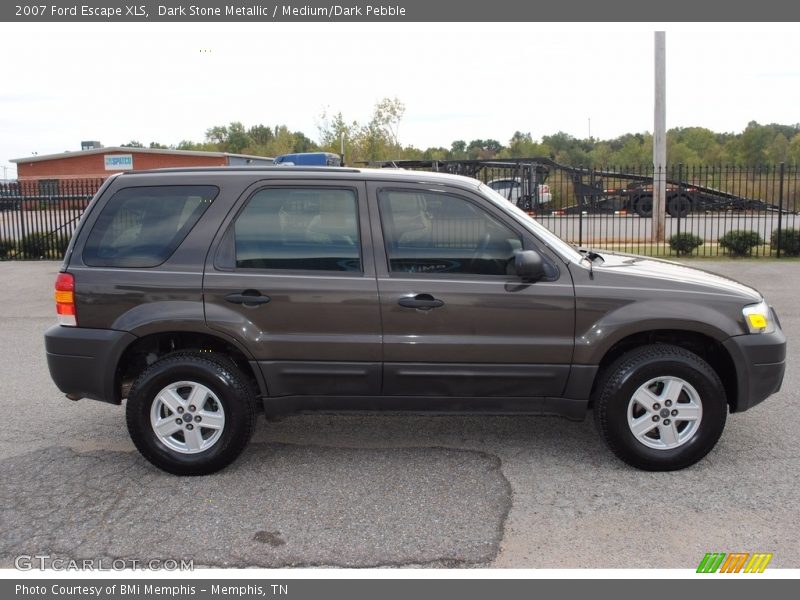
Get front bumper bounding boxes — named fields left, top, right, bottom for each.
left=45, top=325, right=136, bottom=404
left=723, top=328, right=786, bottom=413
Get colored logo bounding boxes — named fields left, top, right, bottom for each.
left=696, top=552, right=773, bottom=573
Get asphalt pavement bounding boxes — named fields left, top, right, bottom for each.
left=0, top=259, right=797, bottom=569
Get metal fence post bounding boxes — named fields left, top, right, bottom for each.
left=578, top=166, right=584, bottom=247
left=777, top=162, right=785, bottom=258
left=19, top=195, right=27, bottom=259
left=676, top=163, right=683, bottom=238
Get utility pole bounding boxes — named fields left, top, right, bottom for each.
left=653, top=31, right=667, bottom=243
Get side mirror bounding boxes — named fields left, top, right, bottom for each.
left=514, top=250, right=546, bottom=282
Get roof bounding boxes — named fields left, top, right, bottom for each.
left=10, top=147, right=273, bottom=164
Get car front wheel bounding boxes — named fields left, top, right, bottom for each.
left=593, top=344, right=727, bottom=471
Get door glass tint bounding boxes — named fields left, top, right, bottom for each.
left=378, top=190, right=522, bottom=276
left=83, top=185, right=218, bottom=268
left=234, top=188, right=361, bottom=272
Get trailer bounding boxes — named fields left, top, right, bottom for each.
left=367, top=158, right=793, bottom=217
left=563, top=165, right=789, bottom=217
left=366, top=158, right=551, bottom=210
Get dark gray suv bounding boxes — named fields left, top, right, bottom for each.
left=44, top=167, right=786, bottom=475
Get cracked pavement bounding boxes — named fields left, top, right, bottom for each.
left=0, top=260, right=798, bottom=568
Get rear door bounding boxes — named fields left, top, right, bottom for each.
left=204, top=178, right=381, bottom=397
left=369, top=181, right=575, bottom=399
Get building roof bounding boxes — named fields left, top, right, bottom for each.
left=10, top=147, right=272, bottom=164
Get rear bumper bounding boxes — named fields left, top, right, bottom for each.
left=723, top=328, right=786, bottom=413
left=45, top=325, right=136, bottom=404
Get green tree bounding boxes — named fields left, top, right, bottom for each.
left=505, top=131, right=548, bottom=158
left=317, top=110, right=356, bottom=154
left=266, top=125, right=303, bottom=156
left=787, top=133, right=800, bottom=165
left=466, top=139, right=503, bottom=159
left=422, top=146, right=449, bottom=160
left=670, top=127, right=717, bottom=162
left=449, top=140, right=467, bottom=159
left=767, top=133, right=790, bottom=164
left=205, top=121, right=253, bottom=154
left=176, top=139, right=215, bottom=151
left=247, top=124, right=274, bottom=146
left=613, top=133, right=652, bottom=167
left=292, top=131, right=316, bottom=153
left=541, top=131, right=577, bottom=160
left=667, top=139, right=701, bottom=166
left=317, top=98, right=406, bottom=163
left=589, top=142, right=614, bottom=166
left=373, top=97, right=405, bottom=147
left=351, top=97, right=408, bottom=162
left=739, top=121, right=772, bottom=165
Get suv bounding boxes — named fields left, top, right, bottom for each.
left=45, top=167, right=786, bottom=475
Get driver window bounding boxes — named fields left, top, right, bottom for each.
left=378, top=189, right=522, bottom=276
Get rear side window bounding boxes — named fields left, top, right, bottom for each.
left=234, top=187, right=361, bottom=272
left=83, top=186, right=218, bottom=267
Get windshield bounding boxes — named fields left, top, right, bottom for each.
left=478, top=183, right=582, bottom=262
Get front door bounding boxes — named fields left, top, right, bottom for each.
left=369, top=183, right=575, bottom=398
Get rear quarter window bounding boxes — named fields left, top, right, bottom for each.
left=82, top=185, right=218, bottom=267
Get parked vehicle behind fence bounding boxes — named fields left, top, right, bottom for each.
left=487, top=177, right=552, bottom=207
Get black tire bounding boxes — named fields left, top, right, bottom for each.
left=593, top=344, right=727, bottom=471
left=634, top=196, right=654, bottom=218
left=126, top=352, right=257, bottom=475
left=667, top=195, right=692, bottom=218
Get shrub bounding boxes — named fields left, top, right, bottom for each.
left=668, top=233, right=703, bottom=256
left=718, top=230, right=764, bottom=257
left=771, top=228, right=800, bottom=256
left=0, top=239, right=16, bottom=260
left=17, top=232, right=70, bottom=259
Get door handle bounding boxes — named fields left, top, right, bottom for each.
left=225, top=290, right=271, bottom=307
left=398, top=294, right=444, bottom=310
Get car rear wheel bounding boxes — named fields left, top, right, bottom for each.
left=593, top=344, right=727, bottom=471
left=126, top=352, right=257, bottom=475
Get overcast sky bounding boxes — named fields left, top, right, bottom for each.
left=1, top=22, right=799, bottom=177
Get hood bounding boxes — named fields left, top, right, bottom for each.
left=591, top=253, right=762, bottom=303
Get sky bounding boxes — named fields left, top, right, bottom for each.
left=1, top=22, right=799, bottom=178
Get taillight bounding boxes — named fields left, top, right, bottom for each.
left=55, top=272, right=76, bottom=326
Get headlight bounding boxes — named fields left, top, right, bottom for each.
left=742, top=301, right=775, bottom=334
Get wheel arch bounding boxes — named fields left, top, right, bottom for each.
left=114, top=330, right=266, bottom=403
left=588, top=329, right=737, bottom=411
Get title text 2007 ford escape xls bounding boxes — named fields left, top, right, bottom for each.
left=44, top=167, right=786, bottom=475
